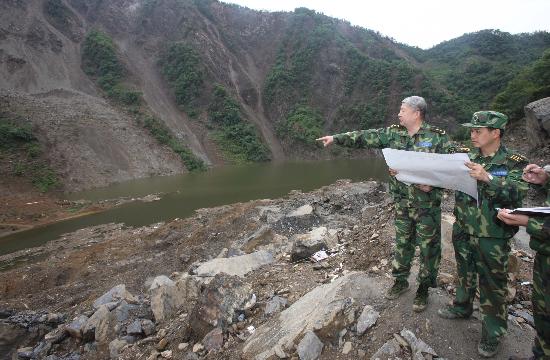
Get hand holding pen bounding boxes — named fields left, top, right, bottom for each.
left=522, top=164, right=549, bottom=185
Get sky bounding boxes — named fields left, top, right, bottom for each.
left=221, top=0, right=550, bottom=49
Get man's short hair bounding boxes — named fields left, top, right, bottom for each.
left=489, top=127, right=505, bottom=138
left=402, top=96, right=427, bottom=118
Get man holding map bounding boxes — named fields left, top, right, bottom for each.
left=437, top=111, right=529, bottom=358
left=498, top=164, right=550, bottom=360
left=316, top=96, right=452, bottom=312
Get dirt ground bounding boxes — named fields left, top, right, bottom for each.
left=0, top=181, right=538, bottom=359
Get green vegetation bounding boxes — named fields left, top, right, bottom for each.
left=137, top=115, right=207, bottom=171
left=492, top=49, right=550, bottom=120
left=82, top=29, right=141, bottom=105
left=277, top=106, right=324, bottom=145
left=159, top=43, right=204, bottom=114
left=263, top=8, right=336, bottom=106
left=0, top=119, right=60, bottom=192
left=208, top=85, right=270, bottom=163
left=82, top=31, right=204, bottom=171
left=44, top=0, right=70, bottom=26
left=422, top=30, right=550, bottom=117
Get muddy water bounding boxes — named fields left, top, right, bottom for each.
left=0, top=159, right=388, bottom=255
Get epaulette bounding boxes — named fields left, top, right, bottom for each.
left=508, top=153, right=528, bottom=163
left=431, top=126, right=446, bottom=135
left=389, top=124, right=405, bottom=130
left=449, top=146, right=470, bottom=154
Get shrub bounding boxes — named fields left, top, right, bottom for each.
left=159, top=43, right=204, bottom=113
left=138, top=115, right=206, bottom=171
left=277, top=106, right=324, bottom=146
left=207, top=85, right=270, bottom=163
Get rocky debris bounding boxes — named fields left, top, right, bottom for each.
left=371, top=338, right=403, bottom=359
left=233, top=225, right=276, bottom=253
left=264, top=296, right=288, bottom=317
left=400, top=329, right=438, bottom=359
left=258, top=206, right=283, bottom=224
left=109, top=338, right=128, bottom=359
left=0, top=180, right=538, bottom=359
left=202, top=327, right=224, bottom=351
left=290, top=227, right=338, bottom=262
left=192, top=250, right=274, bottom=278
left=524, top=97, right=550, bottom=148
left=288, top=204, right=314, bottom=217
left=371, top=328, right=440, bottom=360
left=242, top=272, right=383, bottom=359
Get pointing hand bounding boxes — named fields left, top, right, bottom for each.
left=316, top=136, right=334, bottom=147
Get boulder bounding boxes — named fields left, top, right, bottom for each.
left=356, top=305, right=379, bottom=335
left=399, top=329, right=438, bottom=359
left=524, top=97, right=550, bottom=148
left=150, top=283, right=183, bottom=323
left=264, top=296, right=288, bottom=317
left=296, top=331, right=323, bottom=360
left=141, top=319, right=156, bottom=336
left=126, top=320, right=142, bottom=336
left=202, top=327, right=224, bottom=351
left=65, top=315, right=89, bottom=339
left=288, top=204, right=314, bottom=217
left=243, top=272, right=384, bottom=360
left=109, top=338, right=128, bottom=359
left=93, top=285, right=137, bottom=310
left=370, top=338, right=401, bottom=359
left=189, top=274, right=254, bottom=339
left=149, top=275, right=175, bottom=291
left=291, top=227, right=337, bottom=262
left=82, top=305, right=115, bottom=343
left=233, top=225, right=275, bottom=253
left=193, top=250, right=274, bottom=278
left=150, top=274, right=201, bottom=323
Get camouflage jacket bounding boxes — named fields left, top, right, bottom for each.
left=454, top=145, right=529, bottom=238
left=333, top=122, right=451, bottom=208
left=527, top=181, right=550, bottom=256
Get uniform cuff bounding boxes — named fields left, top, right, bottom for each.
left=526, top=217, right=542, bottom=237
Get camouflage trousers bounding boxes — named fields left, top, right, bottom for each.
left=392, top=205, right=441, bottom=287
left=451, top=223, right=510, bottom=341
left=533, top=252, right=550, bottom=359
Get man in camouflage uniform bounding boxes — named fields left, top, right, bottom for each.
left=498, top=164, right=550, bottom=360
left=317, top=96, right=451, bottom=312
left=437, top=111, right=529, bottom=358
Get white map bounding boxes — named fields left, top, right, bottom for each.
left=382, top=148, right=477, bottom=201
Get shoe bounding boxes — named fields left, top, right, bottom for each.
left=478, top=337, right=500, bottom=358
left=385, top=280, right=409, bottom=300
left=412, top=284, right=429, bottom=312
left=437, top=306, right=472, bottom=319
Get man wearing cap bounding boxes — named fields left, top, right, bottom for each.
left=497, top=164, right=550, bottom=360
left=438, top=111, right=529, bottom=358
left=317, top=96, right=451, bottom=312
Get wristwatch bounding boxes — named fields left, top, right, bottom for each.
left=487, top=174, right=494, bottom=181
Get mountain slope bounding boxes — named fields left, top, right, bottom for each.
left=1, top=0, right=548, bottom=191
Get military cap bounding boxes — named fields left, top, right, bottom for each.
left=461, top=111, right=508, bottom=129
